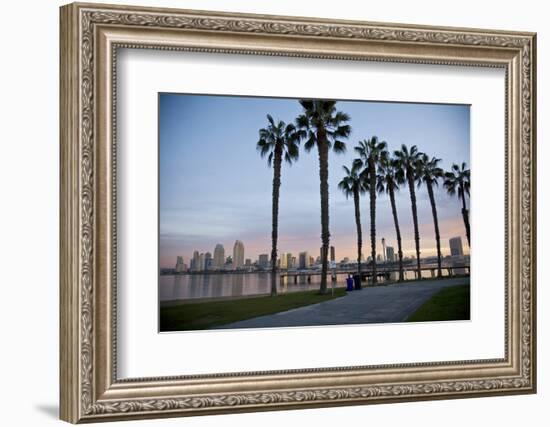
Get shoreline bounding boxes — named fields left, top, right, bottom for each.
left=160, top=274, right=470, bottom=306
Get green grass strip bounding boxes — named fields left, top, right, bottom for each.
left=406, top=284, right=470, bottom=322
left=160, top=288, right=347, bottom=331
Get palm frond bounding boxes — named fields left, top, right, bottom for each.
left=333, top=140, right=347, bottom=153
left=284, top=141, right=300, bottom=164
left=304, top=132, right=316, bottom=152
left=295, top=100, right=351, bottom=157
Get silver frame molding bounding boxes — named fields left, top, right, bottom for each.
left=60, top=2, right=537, bottom=423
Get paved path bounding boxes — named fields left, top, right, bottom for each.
left=216, top=277, right=469, bottom=329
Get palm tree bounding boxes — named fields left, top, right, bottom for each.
left=443, top=162, right=471, bottom=246
left=418, top=154, right=444, bottom=277
left=338, top=162, right=367, bottom=280
left=296, top=100, right=351, bottom=294
left=354, top=137, right=387, bottom=285
left=394, top=144, right=423, bottom=279
left=377, top=154, right=405, bottom=281
left=257, top=114, right=301, bottom=296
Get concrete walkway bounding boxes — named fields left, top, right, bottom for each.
left=215, top=277, right=469, bottom=329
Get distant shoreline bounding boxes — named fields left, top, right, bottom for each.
left=161, top=270, right=272, bottom=276
left=160, top=262, right=469, bottom=277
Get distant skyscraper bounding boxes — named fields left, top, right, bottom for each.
left=258, top=254, right=269, bottom=269
left=198, top=253, right=205, bottom=271
left=449, top=237, right=464, bottom=256
left=287, top=253, right=294, bottom=269
left=192, top=251, right=200, bottom=272
left=245, top=258, right=252, bottom=266
left=386, top=246, right=395, bottom=263
left=299, top=251, right=310, bottom=269
left=175, top=256, right=186, bottom=273
left=204, top=252, right=213, bottom=270
left=280, top=252, right=288, bottom=269
left=213, top=244, right=225, bottom=269
left=381, top=238, right=387, bottom=262
left=376, top=254, right=382, bottom=262
left=233, top=240, right=245, bottom=269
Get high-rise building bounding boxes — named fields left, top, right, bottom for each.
left=449, top=237, right=464, bottom=257
left=280, top=252, right=288, bottom=269
left=290, top=256, right=296, bottom=269
left=286, top=253, right=293, bottom=269
left=213, top=244, right=225, bottom=269
left=245, top=258, right=252, bottom=266
left=299, top=251, right=310, bottom=269
left=386, top=246, right=395, bottom=262
left=175, top=256, right=186, bottom=273
left=192, top=251, right=200, bottom=272
left=258, top=254, right=269, bottom=269
left=204, top=252, right=213, bottom=270
left=233, top=240, right=245, bottom=269
left=376, top=254, right=382, bottom=262
left=381, top=238, right=387, bottom=262
left=198, top=253, right=205, bottom=271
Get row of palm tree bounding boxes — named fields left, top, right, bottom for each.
left=257, top=99, right=470, bottom=295
left=339, top=142, right=470, bottom=284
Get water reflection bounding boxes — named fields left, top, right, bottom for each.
left=160, top=266, right=468, bottom=302
left=160, top=273, right=304, bottom=302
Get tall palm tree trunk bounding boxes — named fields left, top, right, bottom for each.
left=369, top=159, right=377, bottom=285
left=427, top=182, right=442, bottom=277
left=460, top=191, right=471, bottom=246
left=353, top=189, right=362, bottom=279
left=389, top=184, right=404, bottom=282
left=408, top=174, right=422, bottom=278
left=270, top=148, right=282, bottom=296
left=317, top=136, right=330, bottom=294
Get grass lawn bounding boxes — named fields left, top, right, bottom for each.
left=406, top=284, right=470, bottom=322
left=407, top=285, right=470, bottom=322
left=160, top=288, right=347, bottom=331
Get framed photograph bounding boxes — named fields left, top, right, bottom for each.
left=60, top=2, right=537, bottom=423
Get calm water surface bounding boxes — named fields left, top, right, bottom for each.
left=160, top=267, right=465, bottom=302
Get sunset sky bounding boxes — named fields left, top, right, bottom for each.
left=159, top=94, right=470, bottom=268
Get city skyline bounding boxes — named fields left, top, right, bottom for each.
left=159, top=94, right=470, bottom=269
left=172, top=235, right=467, bottom=272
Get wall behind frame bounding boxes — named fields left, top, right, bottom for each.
left=0, top=0, right=545, bottom=426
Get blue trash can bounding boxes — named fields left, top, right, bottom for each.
left=346, top=276, right=354, bottom=291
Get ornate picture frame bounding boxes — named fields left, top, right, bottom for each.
left=60, top=2, right=536, bottom=423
